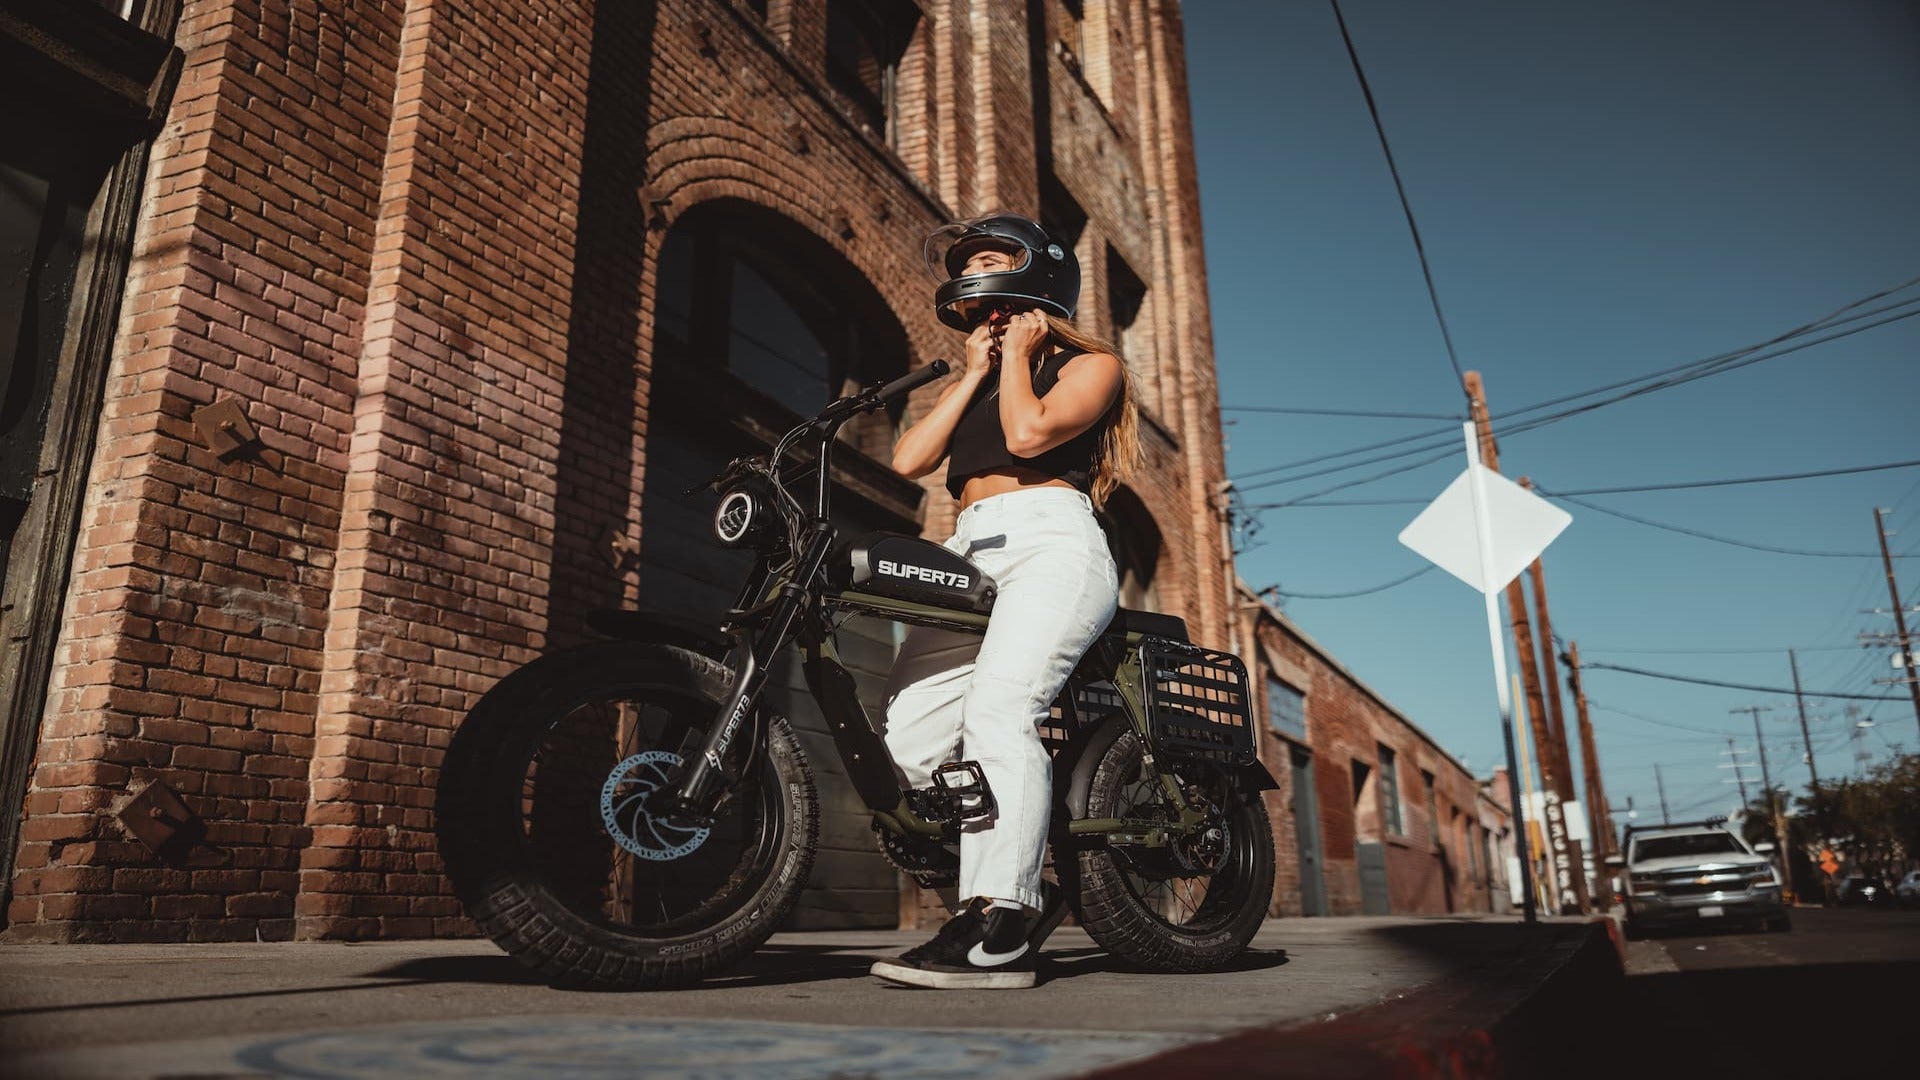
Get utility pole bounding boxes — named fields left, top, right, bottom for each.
left=1872, top=508, right=1920, bottom=740
left=1522, top=506, right=1599, bottom=908
left=1788, top=649, right=1821, bottom=792
left=1723, top=739, right=1751, bottom=806
left=1561, top=640, right=1614, bottom=910
left=1464, top=373, right=1587, bottom=914
left=1654, top=764, right=1670, bottom=825
left=1733, top=705, right=1794, bottom=901
left=1512, top=673, right=1548, bottom=915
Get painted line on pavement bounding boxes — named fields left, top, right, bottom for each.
left=9, top=1015, right=1201, bottom=1079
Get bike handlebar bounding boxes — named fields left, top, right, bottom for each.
left=870, top=359, right=950, bottom=408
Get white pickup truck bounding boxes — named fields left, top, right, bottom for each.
left=1607, top=821, right=1790, bottom=938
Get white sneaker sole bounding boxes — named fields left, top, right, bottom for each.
left=869, top=959, right=1036, bottom=989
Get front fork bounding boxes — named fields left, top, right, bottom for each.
left=652, top=524, right=835, bottom=824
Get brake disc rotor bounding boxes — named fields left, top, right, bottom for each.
left=600, top=750, right=712, bottom=861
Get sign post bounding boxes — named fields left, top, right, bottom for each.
left=1399, top=423, right=1574, bottom=925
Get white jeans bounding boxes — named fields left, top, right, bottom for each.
left=880, top=487, right=1120, bottom=912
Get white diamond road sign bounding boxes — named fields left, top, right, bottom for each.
left=1398, top=464, right=1571, bottom=595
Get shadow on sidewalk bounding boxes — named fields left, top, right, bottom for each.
left=367, top=940, right=910, bottom=991
left=1039, top=945, right=1290, bottom=980
left=1361, top=919, right=1584, bottom=981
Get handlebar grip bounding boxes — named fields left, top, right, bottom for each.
left=871, top=360, right=950, bottom=408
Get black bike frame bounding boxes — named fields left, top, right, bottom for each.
left=659, top=375, right=1233, bottom=851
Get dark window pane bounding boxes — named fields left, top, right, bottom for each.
left=727, top=260, right=831, bottom=411
left=1266, top=676, right=1305, bottom=742
left=1379, top=745, right=1403, bottom=835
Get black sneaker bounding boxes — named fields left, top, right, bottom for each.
left=870, top=900, right=1037, bottom=989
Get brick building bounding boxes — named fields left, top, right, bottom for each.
left=1236, top=584, right=1513, bottom=918
left=0, top=0, right=1241, bottom=942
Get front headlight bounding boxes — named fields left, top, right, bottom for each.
left=713, top=488, right=764, bottom=547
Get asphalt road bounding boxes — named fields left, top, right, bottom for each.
left=1619, top=906, right=1916, bottom=1073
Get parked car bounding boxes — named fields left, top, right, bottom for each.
left=1608, top=819, right=1789, bottom=938
left=1837, top=875, right=1894, bottom=906
left=1895, top=870, right=1920, bottom=909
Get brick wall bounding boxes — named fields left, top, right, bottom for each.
left=6, top=0, right=1243, bottom=941
left=1242, top=586, right=1510, bottom=918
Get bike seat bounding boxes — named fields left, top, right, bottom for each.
left=1105, top=606, right=1189, bottom=642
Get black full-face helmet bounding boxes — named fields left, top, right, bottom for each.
left=924, top=212, right=1080, bottom=331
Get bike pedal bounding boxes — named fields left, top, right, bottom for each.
left=932, top=760, right=996, bottom=824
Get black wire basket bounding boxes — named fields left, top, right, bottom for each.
left=1139, top=639, right=1257, bottom=766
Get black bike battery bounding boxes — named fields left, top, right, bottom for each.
left=841, top=533, right=997, bottom=614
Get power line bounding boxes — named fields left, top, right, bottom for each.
left=1584, top=645, right=1858, bottom=657
left=1246, top=459, right=1920, bottom=517
left=1328, top=0, right=1469, bottom=402
left=1230, top=291, right=1920, bottom=492
left=1491, top=284, right=1920, bottom=422
left=1221, top=405, right=1464, bottom=421
left=1232, top=424, right=1457, bottom=483
left=1544, top=491, right=1915, bottom=559
left=1585, top=662, right=1906, bottom=701
left=1538, top=459, right=1920, bottom=497
left=1593, top=702, right=1739, bottom=737
left=1271, top=563, right=1437, bottom=600
left=1250, top=446, right=1460, bottom=506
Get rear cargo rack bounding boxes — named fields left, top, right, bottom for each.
left=1139, top=638, right=1256, bottom=766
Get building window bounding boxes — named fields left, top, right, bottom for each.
left=826, top=0, right=921, bottom=149
left=1094, top=484, right=1161, bottom=613
left=1106, top=245, right=1153, bottom=391
left=1058, top=0, right=1115, bottom=109
left=653, top=203, right=905, bottom=452
left=1423, top=769, right=1438, bottom=846
left=1266, top=676, right=1305, bottom=744
left=1378, top=745, right=1403, bottom=835
left=1350, top=759, right=1378, bottom=839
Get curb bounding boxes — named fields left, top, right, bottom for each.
left=1081, top=919, right=1625, bottom=1079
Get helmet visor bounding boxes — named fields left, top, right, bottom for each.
left=922, top=219, right=1034, bottom=282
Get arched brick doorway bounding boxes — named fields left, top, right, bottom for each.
left=638, top=200, right=923, bottom=929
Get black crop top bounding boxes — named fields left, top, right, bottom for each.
left=945, top=346, right=1105, bottom=499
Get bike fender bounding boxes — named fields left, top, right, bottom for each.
left=1235, top=759, right=1283, bottom=793
left=1056, top=716, right=1281, bottom=818
left=1055, top=714, right=1133, bottom=821
left=584, top=608, right=732, bottom=660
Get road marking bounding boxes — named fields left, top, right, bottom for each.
left=1623, top=939, right=1680, bottom=975
left=7, top=1016, right=1201, bottom=1080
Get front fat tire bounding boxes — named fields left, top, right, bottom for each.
left=1070, top=731, right=1275, bottom=973
left=435, top=640, right=819, bottom=990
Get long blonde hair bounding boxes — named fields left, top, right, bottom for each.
left=1041, top=313, right=1140, bottom=509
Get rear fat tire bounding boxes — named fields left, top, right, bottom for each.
left=1069, top=730, right=1275, bottom=972
left=436, top=640, right=819, bottom=990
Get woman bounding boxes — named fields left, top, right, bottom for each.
left=868, top=212, right=1140, bottom=990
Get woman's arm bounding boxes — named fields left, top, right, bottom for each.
left=994, top=311, right=1122, bottom=457
left=890, top=376, right=981, bottom=478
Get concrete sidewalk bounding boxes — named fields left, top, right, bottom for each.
left=0, top=916, right=1606, bottom=1079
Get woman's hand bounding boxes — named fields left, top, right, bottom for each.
left=997, top=309, right=1049, bottom=366
left=963, top=320, right=1000, bottom=380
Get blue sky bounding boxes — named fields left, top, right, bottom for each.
left=1183, top=1, right=1920, bottom=832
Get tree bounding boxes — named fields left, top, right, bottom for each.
left=1795, top=753, right=1919, bottom=880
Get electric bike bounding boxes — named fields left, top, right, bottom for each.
left=435, top=360, right=1277, bottom=989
